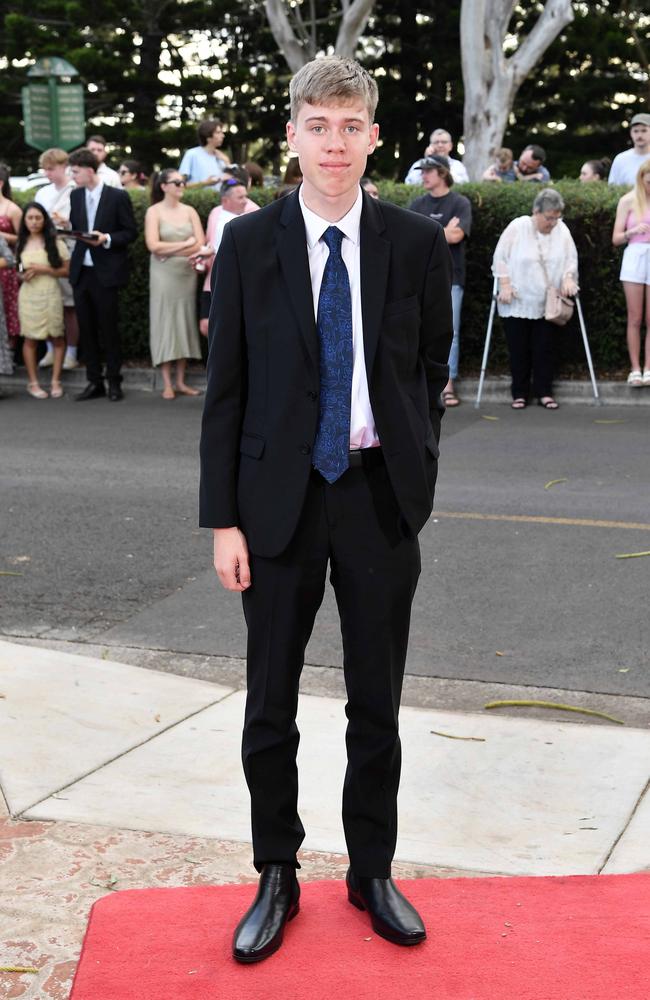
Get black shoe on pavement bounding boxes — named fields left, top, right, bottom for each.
left=75, top=382, right=106, bottom=401
left=232, top=863, right=300, bottom=963
left=346, top=868, right=426, bottom=946
left=108, top=382, right=124, bottom=401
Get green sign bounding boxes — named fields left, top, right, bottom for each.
left=22, top=80, right=85, bottom=152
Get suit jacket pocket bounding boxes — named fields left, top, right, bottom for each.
left=240, top=433, right=265, bottom=459
left=383, top=295, right=419, bottom=318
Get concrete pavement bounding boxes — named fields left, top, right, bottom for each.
left=1, top=638, right=649, bottom=997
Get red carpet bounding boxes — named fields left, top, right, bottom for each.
left=70, top=874, right=650, bottom=999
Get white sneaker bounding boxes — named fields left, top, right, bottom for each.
left=38, top=349, right=54, bottom=368
left=643, top=370, right=650, bottom=386
left=63, top=354, right=79, bottom=370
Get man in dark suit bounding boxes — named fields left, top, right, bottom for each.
left=199, top=57, right=452, bottom=963
left=68, top=149, right=137, bottom=401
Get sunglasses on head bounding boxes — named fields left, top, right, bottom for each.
left=222, top=178, right=241, bottom=187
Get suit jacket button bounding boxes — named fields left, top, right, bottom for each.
left=306, top=390, right=317, bottom=400
left=300, top=443, right=311, bottom=455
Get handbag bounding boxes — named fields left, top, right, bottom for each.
left=544, top=285, right=574, bottom=326
left=535, top=229, right=575, bottom=326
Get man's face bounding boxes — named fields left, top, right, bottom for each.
left=86, top=141, right=107, bottom=163
left=206, top=126, right=225, bottom=150
left=518, top=149, right=541, bottom=174
left=630, top=124, right=650, bottom=149
left=222, top=184, right=248, bottom=215
left=421, top=167, right=442, bottom=191
left=43, top=163, right=67, bottom=185
left=286, top=101, right=378, bottom=206
left=70, top=164, right=96, bottom=188
left=430, top=132, right=452, bottom=155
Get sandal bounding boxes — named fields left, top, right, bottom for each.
left=161, top=386, right=176, bottom=400
left=50, top=380, right=64, bottom=399
left=27, top=382, right=48, bottom=400
left=538, top=396, right=559, bottom=410
left=627, top=370, right=643, bottom=387
left=642, top=370, right=650, bottom=386
left=511, top=398, right=527, bottom=409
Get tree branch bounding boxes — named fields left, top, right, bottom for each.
left=509, top=0, right=573, bottom=88
left=335, top=0, right=376, bottom=58
left=264, top=0, right=309, bottom=72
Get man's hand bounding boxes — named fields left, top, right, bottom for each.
left=213, top=527, right=251, bottom=591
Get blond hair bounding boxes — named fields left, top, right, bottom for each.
left=38, top=148, right=69, bottom=169
left=631, top=158, right=650, bottom=224
left=289, top=56, right=378, bottom=123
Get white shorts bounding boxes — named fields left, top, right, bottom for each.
left=620, top=242, right=650, bottom=284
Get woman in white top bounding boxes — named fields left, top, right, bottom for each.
left=611, top=158, right=650, bottom=387
left=492, top=189, right=578, bottom=409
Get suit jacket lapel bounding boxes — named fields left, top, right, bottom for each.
left=277, top=190, right=319, bottom=373
left=359, top=191, right=390, bottom=378
left=93, top=185, right=109, bottom=232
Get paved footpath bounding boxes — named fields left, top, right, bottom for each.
left=1, top=639, right=649, bottom=998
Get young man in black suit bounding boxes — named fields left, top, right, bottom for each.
left=68, top=149, right=137, bottom=401
left=200, top=56, right=453, bottom=963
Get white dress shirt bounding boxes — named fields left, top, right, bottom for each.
left=83, top=181, right=108, bottom=266
left=299, top=187, right=379, bottom=450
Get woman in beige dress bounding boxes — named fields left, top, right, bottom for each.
left=16, top=202, right=70, bottom=399
left=145, top=169, right=206, bottom=399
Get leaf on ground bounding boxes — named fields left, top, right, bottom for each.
left=481, top=415, right=499, bottom=421
left=154, top=713, right=161, bottom=722
left=618, top=668, right=630, bottom=673
left=431, top=729, right=486, bottom=742
left=544, top=478, right=567, bottom=490
left=484, top=700, right=625, bottom=725
left=0, top=571, right=23, bottom=576
left=615, top=550, right=650, bottom=560
left=495, top=651, right=505, bottom=656
left=594, top=419, right=626, bottom=424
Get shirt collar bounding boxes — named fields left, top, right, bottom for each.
left=299, top=186, right=362, bottom=250
left=86, top=180, right=104, bottom=202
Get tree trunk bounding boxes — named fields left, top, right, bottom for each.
left=264, top=0, right=376, bottom=74
left=460, top=0, right=574, bottom=180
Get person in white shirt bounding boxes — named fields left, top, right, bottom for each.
left=179, top=119, right=231, bottom=190
left=86, top=135, right=122, bottom=189
left=404, top=128, right=469, bottom=185
left=608, top=114, right=650, bottom=188
left=34, top=147, right=79, bottom=370
left=493, top=188, right=578, bottom=410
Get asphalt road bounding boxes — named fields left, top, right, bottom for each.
left=1, top=388, right=649, bottom=698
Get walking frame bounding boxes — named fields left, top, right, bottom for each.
left=474, top=276, right=601, bottom=408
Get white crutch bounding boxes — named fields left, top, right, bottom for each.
left=474, top=275, right=498, bottom=408
left=575, top=295, right=601, bottom=404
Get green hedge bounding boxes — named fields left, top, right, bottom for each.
left=15, top=182, right=627, bottom=373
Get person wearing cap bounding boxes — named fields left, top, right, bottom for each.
left=609, top=114, right=650, bottom=188
left=404, top=129, right=469, bottom=185
left=408, top=155, right=471, bottom=407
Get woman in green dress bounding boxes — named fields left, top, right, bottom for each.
left=145, top=169, right=206, bottom=399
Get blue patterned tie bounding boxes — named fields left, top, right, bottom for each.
left=312, top=226, right=353, bottom=484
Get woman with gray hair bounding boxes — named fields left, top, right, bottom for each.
left=492, top=189, right=578, bottom=409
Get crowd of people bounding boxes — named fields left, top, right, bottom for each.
left=0, top=109, right=649, bottom=405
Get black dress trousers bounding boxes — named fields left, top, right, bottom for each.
left=73, top=266, right=121, bottom=385
left=240, top=451, right=420, bottom=879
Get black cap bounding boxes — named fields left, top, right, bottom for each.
left=415, top=155, right=450, bottom=171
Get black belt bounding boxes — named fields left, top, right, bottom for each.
left=347, top=447, right=384, bottom=469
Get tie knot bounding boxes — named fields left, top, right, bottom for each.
left=322, top=226, right=344, bottom=255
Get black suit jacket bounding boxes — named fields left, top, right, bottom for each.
left=199, top=188, right=453, bottom=557
left=68, top=185, right=138, bottom=288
